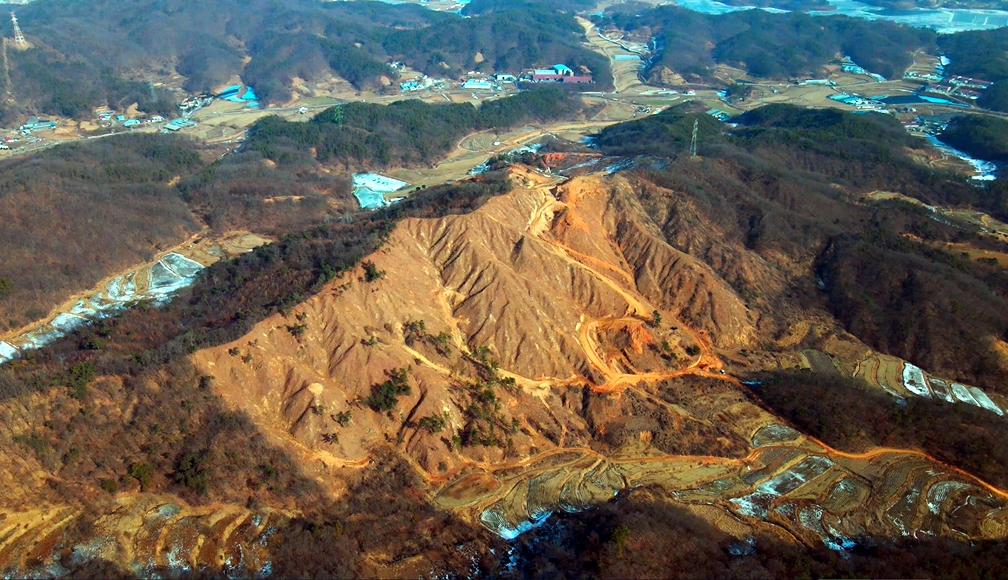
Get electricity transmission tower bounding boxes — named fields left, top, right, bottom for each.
left=690, top=119, right=698, bottom=157
left=332, top=103, right=343, bottom=126
left=10, top=13, right=25, bottom=47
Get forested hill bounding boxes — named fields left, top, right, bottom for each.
left=599, top=5, right=935, bottom=83
left=0, top=0, right=610, bottom=122
left=382, top=7, right=610, bottom=85
left=938, top=116, right=1008, bottom=165
left=243, top=87, right=585, bottom=169
left=460, top=0, right=598, bottom=15
left=593, top=103, right=1006, bottom=220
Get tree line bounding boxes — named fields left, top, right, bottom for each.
left=244, top=88, right=586, bottom=168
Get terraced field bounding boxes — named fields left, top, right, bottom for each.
left=437, top=429, right=1008, bottom=549
left=850, top=351, right=1008, bottom=417
left=0, top=232, right=269, bottom=364
left=0, top=496, right=284, bottom=576
left=433, top=343, right=1008, bottom=549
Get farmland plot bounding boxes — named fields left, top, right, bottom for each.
left=901, top=363, right=931, bottom=398
left=849, top=353, right=1006, bottom=418
left=969, top=387, right=1005, bottom=416
left=929, top=378, right=954, bottom=402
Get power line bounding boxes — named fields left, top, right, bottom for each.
left=10, top=13, right=25, bottom=47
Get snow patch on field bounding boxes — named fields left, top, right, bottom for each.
left=791, top=502, right=857, bottom=551
left=161, top=253, right=203, bottom=278
left=751, top=423, right=800, bottom=447
left=756, top=456, right=833, bottom=496
left=50, top=313, right=87, bottom=332
left=730, top=492, right=775, bottom=518
left=927, top=480, right=970, bottom=515
left=0, top=341, right=17, bottom=363
left=149, top=254, right=202, bottom=295
left=731, top=456, right=833, bottom=519
left=603, top=158, right=636, bottom=174
left=901, top=363, right=931, bottom=397
left=352, top=173, right=409, bottom=209
left=352, top=173, right=408, bottom=193
left=950, top=382, right=977, bottom=404
left=886, top=487, right=921, bottom=536
left=799, top=505, right=825, bottom=532
left=874, top=361, right=1005, bottom=419
left=928, top=378, right=955, bottom=403
left=479, top=505, right=552, bottom=540
left=968, top=387, right=1004, bottom=416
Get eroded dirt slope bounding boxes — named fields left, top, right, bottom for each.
left=193, top=168, right=751, bottom=475
left=189, top=167, right=1008, bottom=563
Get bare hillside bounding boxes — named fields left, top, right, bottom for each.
left=2, top=165, right=1008, bottom=577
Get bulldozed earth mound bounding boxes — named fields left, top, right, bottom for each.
left=192, top=168, right=756, bottom=476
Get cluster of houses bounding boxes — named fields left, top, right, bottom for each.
left=179, top=85, right=258, bottom=114
left=163, top=118, right=198, bottom=132
left=401, top=75, right=448, bottom=92
left=461, top=74, right=516, bottom=91
left=1, top=116, right=54, bottom=150
left=935, top=76, right=992, bottom=100
left=399, top=63, right=593, bottom=93
left=462, top=65, right=594, bottom=91
left=522, top=64, right=593, bottom=84
left=179, top=95, right=215, bottom=114
left=18, top=116, right=55, bottom=135
left=706, top=108, right=731, bottom=121
left=462, top=64, right=594, bottom=91
left=905, top=70, right=944, bottom=83
left=96, top=109, right=165, bottom=128
left=904, top=66, right=991, bottom=102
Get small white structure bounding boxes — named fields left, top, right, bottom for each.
left=462, top=78, right=493, bottom=90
